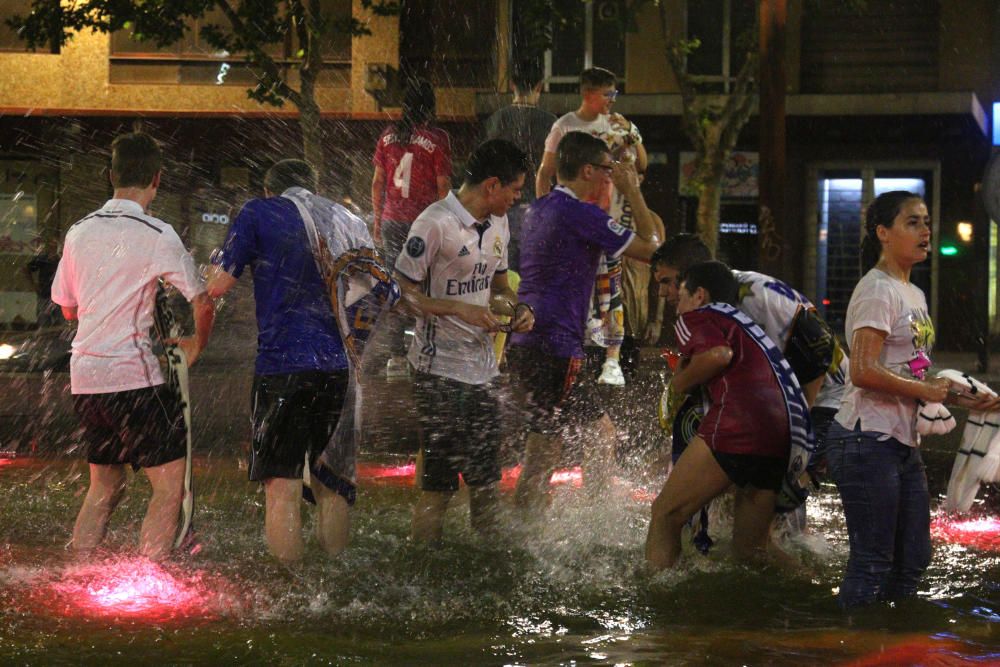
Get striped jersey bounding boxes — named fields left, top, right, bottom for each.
left=394, top=191, right=509, bottom=385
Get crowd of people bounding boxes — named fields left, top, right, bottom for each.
left=49, top=65, right=1000, bottom=612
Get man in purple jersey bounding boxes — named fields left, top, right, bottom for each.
left=508, top=131, right=663, bottom=511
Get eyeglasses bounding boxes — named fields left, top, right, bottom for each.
left=588, top=162, right=615, bottom=175
left=603, top=89, right=619, bottom=101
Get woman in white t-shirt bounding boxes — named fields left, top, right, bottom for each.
left=826, top=191, right=1000, bottom=608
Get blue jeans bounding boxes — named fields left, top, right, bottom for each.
left=826, top=421, right=932, bottom=609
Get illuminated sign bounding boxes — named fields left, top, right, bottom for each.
left=201, top=213, right=229, bottom=225
left=994, top=102, right=1000, bottom=146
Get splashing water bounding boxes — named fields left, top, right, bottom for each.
left=37, top=557, right=227, bottom=622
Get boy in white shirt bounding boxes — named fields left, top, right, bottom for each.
left=52, top=132, right=215, bottom=560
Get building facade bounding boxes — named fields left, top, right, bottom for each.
left=1, top=0, right=998, bottom=353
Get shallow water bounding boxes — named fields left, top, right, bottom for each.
left=2, top=455, right=1000, bottom=665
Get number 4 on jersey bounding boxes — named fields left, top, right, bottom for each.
left=393, top=152, right=413, bottom=199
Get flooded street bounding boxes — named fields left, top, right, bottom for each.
left=2, top=453, right=999, bottom=665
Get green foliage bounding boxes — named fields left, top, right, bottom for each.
left=7, top=0, right=400, bottom=111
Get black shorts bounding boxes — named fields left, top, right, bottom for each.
left=74, top=385, right=186, bottom=468
left=507, top=344, right=605, bottom=434
left=412, top=372, right=501, bottom=493
left=250, top=370, right=349, bottom=482
left=712, top=451, right=786, bottom=492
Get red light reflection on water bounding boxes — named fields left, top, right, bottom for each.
left=932, top=515, right=1000, bottom=551
left=41, top=558, right=216, bottom=622
left=843, top=636, right=977, bottom=666
left=356, top=463, right=590, bottom=491
left=356, top=462, right=416, bottom=486
left=499, top=464, right=583, bottom=491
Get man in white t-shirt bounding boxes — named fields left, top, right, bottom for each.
left=52, top=132, right=215, bottom=560
left=394, top=140, right=534, bottom=543
left=536, top=67, right=655, bottom=387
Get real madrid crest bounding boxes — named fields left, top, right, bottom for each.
left=493, top=235, right=503, bottom=258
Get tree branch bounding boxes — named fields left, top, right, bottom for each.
left=213, top=0, right=302, bottom=108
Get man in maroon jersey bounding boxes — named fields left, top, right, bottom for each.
left=645, top=261, right=796, bottom=572
left=371, top=79, right=452, bottom=378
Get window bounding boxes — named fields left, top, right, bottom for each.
left=684, top=0, right=756, bottom=93
left=109, top=1, right=350, bottom=86
left=400, top=0, right=497, bottom=88
left=813, top=168, right=934, bottom=332
left=0, top=0, right=58, bottom=53
left=514, top=0, right=626, bottom=93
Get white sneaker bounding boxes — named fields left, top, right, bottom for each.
left=598, top=358, right=625, bottom=386
left=386, top=355, right=410, bottom=381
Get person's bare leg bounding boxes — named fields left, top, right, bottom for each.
left=645, top=437, right=731, bottom=571
left=314, top=479, right=350, bottom=557
left=514, top=432, right=561, bottom=511
left=72, top=463, right=127, bottom=554
left=140, top=457, right=185, bottom=560
left=264, top=477, right=304, bottom=563
left=469, top=484, right=501, bottom=537
left=411, top=490, right=452, bottom=543
left=732, top=486, right=798, bottom=570
left=582, top=413, right=617, bottom=495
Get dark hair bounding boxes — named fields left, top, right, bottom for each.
left=651, top=233, right=712, bottom=273
left=556, top=132, right=609, bottom=181
left=580, top=67, right=616, bottom=91
left=110, top=132, right=161, bottom=189
left=512, top=59, right=544, bottom=95
left=395, top=78, right=436, bottom=145
left=463, top=139, right=531, bottom=185
left=861, top=190, right=924, bottom=273
left=682, top=260, right=738, bottom=305
left=464, top=139, right=530, bottom=186
left=264, top=159, right=318, bottom=194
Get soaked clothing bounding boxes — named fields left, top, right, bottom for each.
left=543, top=113, right=642, bottom=349
left=394, top=191, right=509, bottom=385
left=412, top=371, right=502, bottom=492
left=216, top=195, right=365, bottom=375
left=734, top=269, right=847, bottom=406
left=835, top=268, right=935, bottom=447
left=711, top=451, right=786, bottom=491
left=506, top=345, right=605, bottom=434
left=675, top=307, right=790, bottom=459
left=52, top=198, right=205, bottom=394
left=249, top=370, right=349, bottom=484
left=373, top=125, right=452, bottom=223
left=511, top=186, right=634, bottom=359
left=75, top=385, right=186, bottom=468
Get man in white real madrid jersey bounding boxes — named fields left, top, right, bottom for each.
left=394, top=140, right=534, bottom=543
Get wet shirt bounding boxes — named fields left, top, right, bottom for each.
left=394, top=191, right=509, bottom=385
left=483, top=104, right=556, bottom=203
left=373, top=125, right=452, bottom=224
left=734, top=269, right=847, bottom=409
left=217, top=195, right=361, bottom=375
left=836, top=268, right=935, bottom=447
left=510, top=186, right=635, bottom=359
left=52, top=198, right=205, bottom=394
left=675, top=306, right=790, bottom=458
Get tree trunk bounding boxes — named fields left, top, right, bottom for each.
left=697, top=166, right=724, bottom=255
left=758, top=0, right=787, bottom=278
left=299, top=101, right=325, bottom=182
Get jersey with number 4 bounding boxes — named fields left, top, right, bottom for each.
left=373, top=125, right=452, bottom=224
